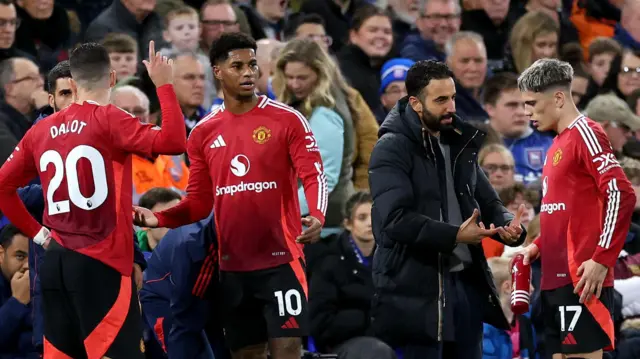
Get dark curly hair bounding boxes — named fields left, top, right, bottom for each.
left=405, top=60, right=453, bottom=99
left=209, top=32, right=257, bottom=65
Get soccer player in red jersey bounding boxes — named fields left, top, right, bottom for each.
left=133, top=32, right=328, bottom=359
left=518, top=59, right=635, bottom=359
left=0, top=41, right=186, bottom=359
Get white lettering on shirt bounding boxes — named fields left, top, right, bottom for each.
left=50, top=120, right=87, bottom=139
left=540, top=202, right=566, bottom=214
left=215, top=181, right=278, bottom=196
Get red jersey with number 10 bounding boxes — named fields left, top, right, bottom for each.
left=537, top=115, right=634, bottom=290
left=155, top=96, right=328, bottom=272
left=0, top=85, right=186, bottom=276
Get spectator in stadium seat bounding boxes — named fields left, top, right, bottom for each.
left=14, top=0, right=71, bottom=72
left=385, top=0, right=419, bottom=42
left=0, top=224, right=39, bottom=358
left=0, top=0, right=33, bottom=63
left=400, top=0, right=460, bottom=64
left=238, top=0, right=289, bottom=40
left=284, top=13, right=332, bottom=54
left=167, top=51, right=209, bottom=136
left=160, top=6, right=215, bottom=110
left=483, top=257, right=538, bottom=359
left=136, top=188, right=182, bottom=258
left=509, top=0, right=579, bottom=47
left=613, top=0, right=640, bottom=51
left=478, top=143, right=517, bottom=190
left=199, top=0, right=244, bottom=56
left=0, top=57, right=49, bottom=163
left=85, top=0, right=167, bottom=60
left=273, top=39, right=352, bottom=235
left=444, top=31, right=489, bottom=123
left=110, top=85, right=190, bottom=203
left=140, top=216, right=229, bottom=359
left=256, top=38, right=283, bottom=99
left=379, top=58, right=413, bottom=117
left=483, top=72, right=553, bottom=184
left=507, top=11, right=559, bottom=74
left=299, top=0, right=368, bottom=53
left=584, top=93, right=640, bottom=158
left=588, top=37, right=623, bottom=88
left=338, top=5, right=394, bottom=122
left=307, top=192, right=395, bottom=358
left=101, top=32, right=139, bottom=82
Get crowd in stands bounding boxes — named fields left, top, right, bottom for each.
left=1, top=0, right=640, bottom=358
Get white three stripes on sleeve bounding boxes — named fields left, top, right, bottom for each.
left=265, top=99, right=327, bottom=214
left=574, top=118, right=603, bottom=156
left=599, top=178, right=620, bottom=249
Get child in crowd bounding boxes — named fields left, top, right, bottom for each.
left=101, top=33, right=139, bottom=82
left=160, top=6, right=215, bottom=109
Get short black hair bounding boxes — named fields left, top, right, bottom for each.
left=69, top=42, right=111, bottom=90
left=284, top=13, right=326, bottom=40
left=405, top=60, right=454, bottom=99
left=484, top=72, right=519, bottom=106
left=47, top=60, right=71, bottom=94
left=0, top=224, right=23, bottom=249
left=209, top=32, right=257, bottom=65
left=138, top=188, right=182, bottom=211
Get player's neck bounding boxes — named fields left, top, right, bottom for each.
left=223, top=93, right=260, bottom=115
left=75, top=89, right=111, bottom=107
left=555, top=107, right=582, bottom=134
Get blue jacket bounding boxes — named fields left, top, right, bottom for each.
left=503, top=129, right=553, bottom=185
left=0, top=274, right=39, bottom=359
left=454, top=82, right=489, bottom=124
left=613, top=24, right=640, bottom=51
left=482, top=312, right=538, bottom=359
left=399, top=34, right=446, bottom=63
left=140, top=216, right=225, bottom=359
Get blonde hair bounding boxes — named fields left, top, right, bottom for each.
left=487, top=257, right=511, bottom=289
left=510, top=11, right=559, bottom=74
left=478, top=143, right=514, bottom=166
left=273, top=39, right=348, bottom=118
left=525, top=214, right=540, bottom=246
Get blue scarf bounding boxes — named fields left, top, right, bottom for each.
left=348, top=236, right=371, bottom=267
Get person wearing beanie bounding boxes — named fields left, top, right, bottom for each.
left=379, top=58, right=414, bottom=121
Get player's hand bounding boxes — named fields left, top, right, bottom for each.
left=497, top=204, right=526, bottom=244
left=297, top=216, right=322, bottom=244
left=456, top=209, right=499, bottom=244
left=11, top=269, right=30, bottom=305
left=143, top=40, right=173, bottom=87
left=133, top=263, right=143, bottom=291
left=521, top=243, right=540, bottom=265
left=133, top=206, right=159, bottom=228
left=574, top=259, right=608, bottom=304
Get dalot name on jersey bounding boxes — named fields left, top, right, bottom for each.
left=50, top=120, right=88, bottom=139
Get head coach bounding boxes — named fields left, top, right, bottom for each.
left=367, top=60, right=528, bottom=359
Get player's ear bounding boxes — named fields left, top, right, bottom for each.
left=554, top=90, right=566, bottom=109
left=68, top=78, right=78, bottom=98
left=109, top=70, right=117, bottom=88
left=213, top=65, right=222, bottom=80
left=48, top=93, right=55, bottom=109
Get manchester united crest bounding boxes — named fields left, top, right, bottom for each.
left=552, top=148, right=562, bottom=166
left=253, top=126, right=272, bottom=144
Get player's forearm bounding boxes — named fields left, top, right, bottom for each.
left=0, top=192, right=43, bottom=238
left=592, top=183, right=635, bottom=267
left=156, top=197, right=212, bottom=229
left=302, top=175, right=327, bottom=226
left=151, top=85, right=187, bottom=155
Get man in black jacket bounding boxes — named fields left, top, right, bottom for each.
left=368, top=60, right=527, bottom=359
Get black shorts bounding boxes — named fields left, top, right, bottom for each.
left=40, top=240, right=144, bottom=359
left=542, top=284, right=615, bottom=355
left=220, top=258, right=309, bottom=351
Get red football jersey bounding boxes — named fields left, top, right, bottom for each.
left=0, top=85, right=186, bottom=276
left=537, top=115, right=635, bottom=290
left=156, top=96, right=328, bottom=271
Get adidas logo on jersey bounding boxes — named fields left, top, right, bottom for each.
left=210, top=135, right=226, bottom=148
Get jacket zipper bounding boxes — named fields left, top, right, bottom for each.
left=453, top=129, right=479, bottom=178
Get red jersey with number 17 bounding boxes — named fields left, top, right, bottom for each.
left=0, top=85, right=186, bottom=276
left=537, top=115, right=635, bottom=290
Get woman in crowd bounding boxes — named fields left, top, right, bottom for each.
left=273, top=39, right=354, bottom=235
left=478, top=143, right=517, bottom=191
left=307, top=191, right=395, bottom=358
left=508, top=11, right=559, bottom=74
left=337, top=5, right=395, bottom=122
left=581, top=49, right=640, bottom=108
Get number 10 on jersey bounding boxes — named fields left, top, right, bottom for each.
left=40, top=145, right=108, bottom=215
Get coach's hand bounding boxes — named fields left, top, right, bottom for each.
left=143, top=40, right=174, bottom=87
left=11, top=269, right=30, bottom=305
left=498, top=204, right=526, bottom=244
left=574, top=259, right=608, bottom=304
left=133, top=206, right=159, bottom=228
left=297, top=216, right=322, bottom=244
left=456, top=209, right=499, bottom=244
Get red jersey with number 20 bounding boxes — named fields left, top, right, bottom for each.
left=0, top=85, right=186, bottom=276
left=156, top=96, right=328, bottom=272
left=537, top=115, right=634, bottom=290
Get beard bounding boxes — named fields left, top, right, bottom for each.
left=420, top=104, right=455, bottom=133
